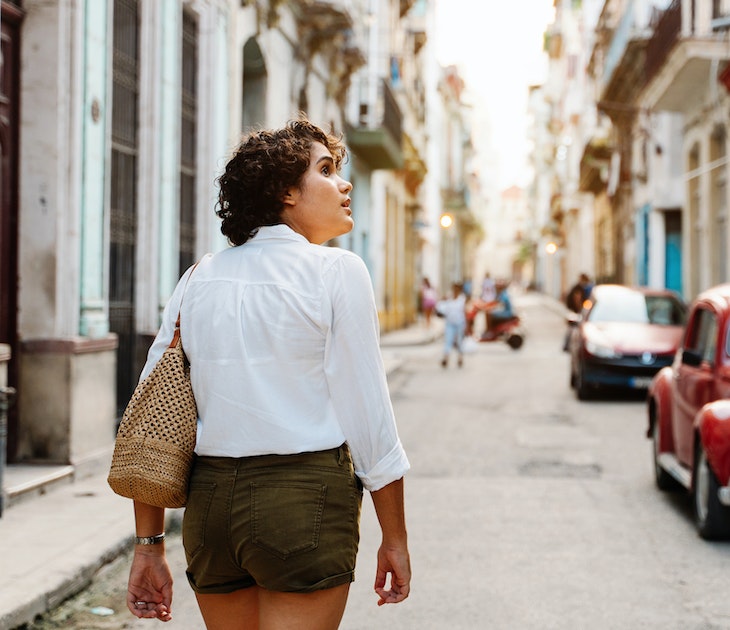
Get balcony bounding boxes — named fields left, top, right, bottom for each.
left=441, top=185, right=469, bottom=211
left=644, top=0, right=730, bottom=111
left=644, top=0, right=681, bottom=87
left=292, top=0, right=353, bottom=30
left=598, top=38, right=647, bottom=120
left=579, top=137, right=612, bottom=195
left=400, top=0, right=416, bottom=17
left=346, top=78, right=403, bottom=170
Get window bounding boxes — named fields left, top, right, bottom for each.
left=686, top=308, right=718, bottom=364
left=179, top=10, right=198, bottom=274
left=110, top=0, right=140, bottom=414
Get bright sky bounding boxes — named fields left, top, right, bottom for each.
left=434, top=0, right=555, bottom=189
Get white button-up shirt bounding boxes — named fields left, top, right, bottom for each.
left=140, top=224, right=409, bottom=491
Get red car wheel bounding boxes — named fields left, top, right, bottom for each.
left=693, top=444, right=730, bottom=540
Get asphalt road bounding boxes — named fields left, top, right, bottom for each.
left=33, top=293, right=730, bottom=629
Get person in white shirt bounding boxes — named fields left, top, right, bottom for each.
left=480, top=272, right=496, bottom=336
left=126, top=119, right=411, bottom=629
left=436, top=283, right=467, bottom=368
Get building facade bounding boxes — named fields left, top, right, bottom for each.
left=1, top=0, right=455, bottom=477
left=532, top=0, right=730, bottom=304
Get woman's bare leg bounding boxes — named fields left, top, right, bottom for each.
left=194, top=583, right=350, bottom=630
left=259, top=583, right=350, bottom=630
left=195, top=586, right=259, bottom=630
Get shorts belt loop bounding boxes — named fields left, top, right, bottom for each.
left=337, top=445, right=345, bottom=466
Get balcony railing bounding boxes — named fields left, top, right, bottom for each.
left=441, top=185, right=469, bottom=211
left=712, top=0, right=730, bottom=29
left=645, top=0, right=730, bottom=89
left=346, top=77, right=403, bottom=169
left=645, top=0, right=681, bottom=87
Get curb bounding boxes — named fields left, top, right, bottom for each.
left=0, top=505, right=183, bottom=630
left=0, top=536, right=132, bottom=630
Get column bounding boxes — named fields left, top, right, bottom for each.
left=79, top=0, right=111, bottom=338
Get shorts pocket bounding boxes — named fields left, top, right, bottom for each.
left=250, top=481, right=327, bottom=561
left=183, top=481, right=217, bottom=559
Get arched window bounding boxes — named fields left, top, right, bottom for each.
left=242, top=37, right=267, bottom=132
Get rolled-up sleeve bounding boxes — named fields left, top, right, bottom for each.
left=323, top=254, right=410, bottom=491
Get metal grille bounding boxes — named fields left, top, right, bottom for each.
left=645, top=0, right=681, bottom=87
left=110, top=0, right=140, bottom=415
left=0, top=3, right=23, bottom=461
left=179, top=10, right=198, bottom=274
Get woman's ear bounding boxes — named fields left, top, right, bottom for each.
left=282, top=188, right=297, bottom=207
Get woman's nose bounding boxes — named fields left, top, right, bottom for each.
left=340, top=177, right=353, bottom=193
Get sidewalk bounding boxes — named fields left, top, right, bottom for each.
left=0, top=319, right=442, bottom=630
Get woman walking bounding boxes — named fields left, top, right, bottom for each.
left=125, top=118, right=411, bottom=628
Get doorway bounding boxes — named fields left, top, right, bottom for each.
left=0, top=1, right=24, bottom=461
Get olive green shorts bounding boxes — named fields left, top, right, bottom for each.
left=182, top=444, right=363, bottom=594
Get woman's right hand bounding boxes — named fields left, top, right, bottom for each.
left=370, top=477, right=410, bottom=606
left=127, top=547, right=174, bottom=622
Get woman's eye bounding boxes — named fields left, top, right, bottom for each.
left=321, top=165, right=331, bottom=175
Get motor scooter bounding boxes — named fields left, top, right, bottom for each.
left=479, top=315, right=525, bottom=350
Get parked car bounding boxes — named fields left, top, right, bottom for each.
left=647, top=283, right=730, bottom=539
left=568, top=284, right=686, bottom=400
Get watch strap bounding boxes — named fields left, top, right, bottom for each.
left=134, top=533, right=165, bottom=545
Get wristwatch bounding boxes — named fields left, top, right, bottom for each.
left=134, top=533, right=165, bottom=545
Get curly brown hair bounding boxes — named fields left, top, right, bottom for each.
left=216, top=118, right=347, bottom=246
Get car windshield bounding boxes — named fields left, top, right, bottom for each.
left=588, top=290, right=685, bottom=325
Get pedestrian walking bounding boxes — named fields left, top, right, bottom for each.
left=562, top=272, right=592, bottom=351
left=436, top=282, right=468, bottom=368
left=125, top=118, right=411, bottom=629
left=420, top=277, right=438, bottom=328
left=565, top=273, right=592, bottom=314
left=479, top=272, right=496, bottom=335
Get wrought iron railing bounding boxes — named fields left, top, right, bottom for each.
left=356, top=77, right=402, bottom=139
left=712, top=0, right=730, bottom=29
left=645, top=0, right=681, bottom=86
left=381, top=79, right=402, bottom=146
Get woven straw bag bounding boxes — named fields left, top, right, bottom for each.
left=108, top=267, right=198, bottom=508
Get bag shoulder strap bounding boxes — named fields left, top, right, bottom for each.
left=170, top=260, right=202, bottom=349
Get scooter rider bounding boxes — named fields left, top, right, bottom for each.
left=480, top=279, right=514, bottom=340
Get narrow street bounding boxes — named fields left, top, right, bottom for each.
left=35, top=294, right=730, bottom=629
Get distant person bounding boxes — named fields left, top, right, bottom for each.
left=420, top=277, right=438, bottom=328
left=563, top=273, right=592, bottom=351
left=566, top=273, right=592, bottom=313
left=480, top=272, right=496, bottom=302
left=436, top=282, right=467, bottom=368
left=481, top=279, right=514, bottom=340
left=480, top=273, right=497, bottom=334
left=462, top=278, right=473, bottom=298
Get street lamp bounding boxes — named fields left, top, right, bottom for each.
left=440, top=213, right=454, bottom=229
left=545, top=241, right=557, bottom=255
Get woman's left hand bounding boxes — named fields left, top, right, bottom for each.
left=127, top=547, right=174, bottom=622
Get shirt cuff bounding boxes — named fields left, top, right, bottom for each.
left=355, top=441, right=411, bottom=492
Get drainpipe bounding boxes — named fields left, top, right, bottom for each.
left=0, top=387, right=16, bottom=518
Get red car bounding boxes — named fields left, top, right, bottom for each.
left=568, top=284, right=686, bottom=399
left=648, top=283, right=730, bottom=539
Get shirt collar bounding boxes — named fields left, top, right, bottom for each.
left=251, top=224, right=309, bottom=244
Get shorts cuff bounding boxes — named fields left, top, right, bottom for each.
left=295, top=570, right=355, bottom=593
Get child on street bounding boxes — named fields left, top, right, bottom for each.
left=436, top=283, right=467, bottom=368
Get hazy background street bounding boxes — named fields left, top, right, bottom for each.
left=35, top=293, right=730, bottom=629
